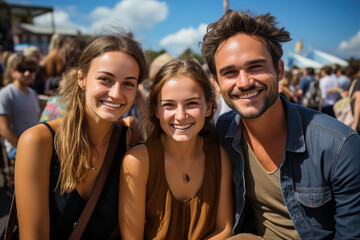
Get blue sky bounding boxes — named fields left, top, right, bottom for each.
left=7, top=0, right=360, bottom=60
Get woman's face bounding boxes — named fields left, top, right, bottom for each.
left=78, top=51, right=139, bottom=123
left=155, top=75, right=212, bottom=142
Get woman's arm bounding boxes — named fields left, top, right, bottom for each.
left=15, top=123, right=54, bottom=240
left=118, top=144, right=149, bottom=240
left=204, top=146, right=234, bottom=239
left=351, top=91, right=360, bottom=132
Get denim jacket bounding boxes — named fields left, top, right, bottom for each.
left=216, top=96, right=360, bottom=239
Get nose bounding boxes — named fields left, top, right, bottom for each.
left=235, top=70, right=253, bottom=88
left=108, top=83, right=122, bottom=99
left=23, top=70, right=32, bottom=76
left=175, top=105, right=187, bottom=121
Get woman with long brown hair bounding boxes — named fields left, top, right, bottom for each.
left=15, top=33, right=147, bottom=239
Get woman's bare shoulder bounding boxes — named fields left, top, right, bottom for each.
left=122, top=144, right=149, bottom=175
left=20, top=118, right=62, bottom=143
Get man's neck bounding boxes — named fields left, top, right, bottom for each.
left=12, top=81, right=30, bottom=93
left=241, top=97, right=287, bottom=171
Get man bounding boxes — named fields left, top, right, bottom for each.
left=319, top=66, right=340, bottom=117
left=201, top=10, right=360, bottom=239
left=0, top=54, right=40, bottom=160
left=297, top=67, right=315, bottom=102
left=335, top=65, right=351, bottom=91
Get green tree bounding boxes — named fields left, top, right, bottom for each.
left=179, top=48, right=203, bottom=64
left=144, top=49, right=166, bottom=65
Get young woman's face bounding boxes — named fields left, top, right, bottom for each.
left=78, top=51, right=139, bottom=123
left=155, top=75, right=212, bottom=142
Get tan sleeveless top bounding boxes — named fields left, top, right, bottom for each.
left=144, top=134, right=221, bottom=240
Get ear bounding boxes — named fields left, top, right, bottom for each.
left=78, top=70, right=86, bottom=90
left=212, top=75, right=221, bottom=93
left=205, top=101, right=213, bottom=117
left=277, top=60, right=285, bottom=82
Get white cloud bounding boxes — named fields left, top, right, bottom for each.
left=338, top=30, right=360, bottom=57
left=90, top=0, right=168, bottom=33
left=33, top=0, right=168, bottom=35
left=34, top=10, right=72, bottom=27
left=159, top=24, right=208, bottom=56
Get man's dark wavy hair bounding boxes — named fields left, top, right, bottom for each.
left=201, top=10, right=291, bottom=80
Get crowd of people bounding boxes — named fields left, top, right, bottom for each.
left=0, top=9, right=360, bottom=240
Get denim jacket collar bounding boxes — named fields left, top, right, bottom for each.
left=282, top=96, right=306, bottom=153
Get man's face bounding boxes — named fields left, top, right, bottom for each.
left=212, top=33, right=283, bottom=119
left=12, top=64, right=36, bottom=86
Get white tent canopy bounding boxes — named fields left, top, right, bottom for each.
left=306, top=49, right=348, bottom=67
left=286, top=49, right=348, bottom=70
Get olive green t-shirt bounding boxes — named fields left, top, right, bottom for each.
left=244, top=141, right=300, bottom=240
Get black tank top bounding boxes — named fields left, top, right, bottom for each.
left=41, top=122, right=127, bottom=240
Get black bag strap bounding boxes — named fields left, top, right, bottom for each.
left=68, top=123, right=122, bottom=240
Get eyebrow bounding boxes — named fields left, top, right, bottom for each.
left=218, top=58, right=267, bottom=76
left=160, top=97, right=202, bottom=102
left=97, top=71, right=138, bottom=80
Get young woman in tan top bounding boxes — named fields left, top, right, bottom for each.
left=119, top=59, right=233, bottom=239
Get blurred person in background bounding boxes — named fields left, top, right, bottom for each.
left=2, top=52, right=21, bottom=86
left=346, top=60, right=360, bottom=133
left=0, top=54, right=40, bottom=162
left=335, top=65, right=351, bottom=91
left=296, top=67, right=315, bottom=104
left=23, top=45, right=46, bottom=95
left=41, top=33, right=67, bottom=96
left=279, top=70, right=298, bottom=103
left=39, top=37, right=89, bottom=122
left=319, top=65, right=340, bottom=117
left=1, top=50, right=13, bottom=70
left=0, top=54, right=4, bottom=88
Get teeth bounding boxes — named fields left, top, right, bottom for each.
left=239, top=91, right=258, bottom=99
left=102, top=101, right=121, bottom=108
left=173, top=124, right=192, bottom=130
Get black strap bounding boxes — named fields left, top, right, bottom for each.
left=68, top=123, right=122, bottom=240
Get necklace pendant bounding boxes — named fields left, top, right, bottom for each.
left=183, top=174, right=190, bottom=183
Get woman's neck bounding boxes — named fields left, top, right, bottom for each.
left=87, top=117, right=114, bottom=148
left=161, top=134, right=203, bottom=162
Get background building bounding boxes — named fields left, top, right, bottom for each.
left=0, top=0, right=81, bottom=55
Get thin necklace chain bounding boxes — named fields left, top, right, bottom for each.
left=162, top=135, right=203, bottom=184
left=172, top=157, right=197, bottom=183
left=90, top=123, right=115, bottom=171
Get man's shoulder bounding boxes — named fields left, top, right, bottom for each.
left=0, top=84, right=16, bottom=100
left=0, top=83, right=14, bottom=93
left=294, top=104, right=357, bottom=140
left=217, top=110, right=237, bottom=122
left=215, top=110, right=240, bottom=141
left=216, top=111, right=237, bottom=128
